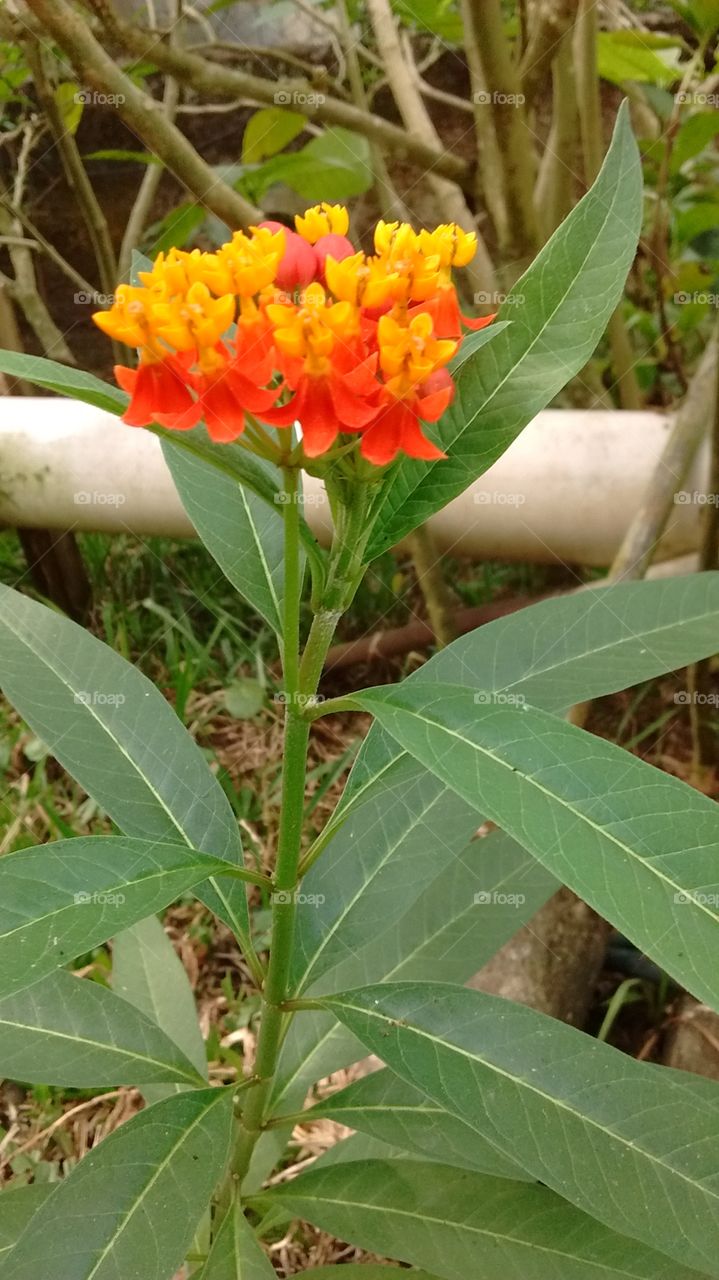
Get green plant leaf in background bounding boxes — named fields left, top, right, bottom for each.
left=242, top=106, right=306, bottom=164
left=597, top=30, right=682, bottom=87
left=261, top=1159, right=708, bottom=1280
left=366, top=102, right=642, bottom=558
left=198, top=1197, right=276, bottom=1279
left=0, top=584, right=251, bottom=954
left=0, top=968, right=205, bottom=1087
left=0, top=1088, right=234, bottom=1280
left=353, top=681, right=719, bottom=1013
left=319, top=986, right=719, bottom=1276
left=113, top=913, right=208, bottom=1101
left=241, top=128, right=373, bottom=204
left=0, top=836, right=230, bottom=999
left=53, top=81, right=83, bottom=134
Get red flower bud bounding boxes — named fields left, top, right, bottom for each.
left=261, top=224, right=318, bottom=292
left=314, top=234, right=355, bottom=278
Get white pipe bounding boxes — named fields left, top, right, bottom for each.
left=0, top=401, right=710, bottom=565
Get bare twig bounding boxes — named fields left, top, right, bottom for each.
left=464, top=0, right=540, bottom=264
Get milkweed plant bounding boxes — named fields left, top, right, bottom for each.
left=1, top=106, right=719, bottom=1280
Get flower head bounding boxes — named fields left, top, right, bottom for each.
left=94, top=203, right=494, bottom=462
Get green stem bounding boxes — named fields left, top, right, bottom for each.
left=224, top=473, right=372, bottom=1196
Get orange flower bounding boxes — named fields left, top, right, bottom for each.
left=93, top=203, right=494, bottom=463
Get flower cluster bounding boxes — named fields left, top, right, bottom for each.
left=94, top=204, right=492, bottom=465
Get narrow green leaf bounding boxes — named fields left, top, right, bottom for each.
left=320, top=984, right=719, bottom=1276
left=0, top=1186, right=53, bottom=1259
left=0, top=584, right=250, bottom=947
left=198, top=1198, right=276, bottom=1279
left=367, top=103, right=642, bottom=557
left=0, top=969, right=205, bottom=1086
left=352, top=682, right=719, bottom=1012
left=305, top=1068, right=530, bottom=1180
left=1, top=1088, right=234, bottom=1280
left=0, top=836, right=229, bottom=999
left=113, top=913, right=208, bottom=1099
left=262, top=1159, right=707, bottom=1280
left=0, top=350, right=127, bottom=414
left=162, top=439, right=286, bottom=634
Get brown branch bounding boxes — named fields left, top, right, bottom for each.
left=23, top=0, right=262, bottom=230
left=463, top=0, right=540, bottom=264
left=519, top=0, right=577, bottom=109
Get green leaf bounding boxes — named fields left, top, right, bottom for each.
left=242, top=107, right=306, bottom=163
left=352, top=681, right=719, bottom=1013
left=320, top=988, right=719, bottom=1277
left=54, top=82, right=83, bottom=134
left=0, top=583, right=250, bottom=950
left=0, top=969, right=205, bottom=1087
left=675, top=202, right=719, bottom=245
left=0, top=835, right=231, bottom=999
left=113, top=914, right=208, bottom=1100
left=671, top=113, right=719, bottom=172
left=83, top=149, right=159, bottom=165
left=246, top=128, right=373, bottom=203
left=1, top=1088, right=233, bottom=1280
left=366, top=103, right=642, bottom=558
left=198, top=1198, right=276, bottom=1279
left=0, top=1187, right=53, bottom=1259
left=305, top=1068, right=530, bottom=1180
left=143, top=201, right=206, bottom=254
left=261, top=1159, right=707, bottom=1280
left=0, top=351, right=127, bottom=414
left=597, top=31, right=682, bottom=87
left=162, top=438, right=286, bottom=634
